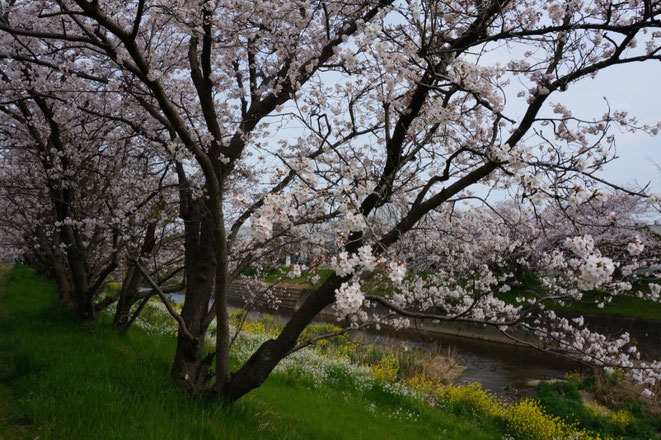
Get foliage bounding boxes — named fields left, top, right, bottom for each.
left=533, top=373, right=661, bottom=439
left=438, top=383, right=611, bottom=440
left=6, top=267, right=660, bottom=438
left=551, top=288, right=661, bottom=321
left=501, top=284, right=661, bottom=321
left=227, top=306, right=658, bottom=439
left=370, top=354, right=399, bottom=383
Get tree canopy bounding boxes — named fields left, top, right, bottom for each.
left=0, top=0, right=660, bottom=400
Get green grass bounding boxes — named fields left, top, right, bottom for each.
left=499, top=284, right=661, bottom=322
left=0, top=265, right=503, bottom=440
left=551, top=290, right=661, bottom=321
left=533, top=376, right=661, bottom=439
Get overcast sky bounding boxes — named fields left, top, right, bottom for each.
left=567, top=62, right=661, bottom=194
left=471, top=40, right=661, bottom=201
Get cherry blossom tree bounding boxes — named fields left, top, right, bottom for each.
left=1, top=0, right=660, bottom=401
left=110, top=197, right=185, bottom=333
left=496, top=194, right=661, bottom=278
left=0, top=55, right=177, bottom=320
left=388, top=195, right=660, bottom=333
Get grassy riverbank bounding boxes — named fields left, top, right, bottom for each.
left=551, top=291, right=661, bottom=322
left=1, top=266, right=658, bottom=439
left=0, top=266, right=501, bottom=439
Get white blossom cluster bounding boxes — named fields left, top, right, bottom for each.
left=329, top=245, right=408, bottom=319
left=564, top=235, right=616, bottom=290
left=329, top=245, right=405, bottom=283
left=577, top=255, right=616, bottom=290
left=340, top=211, right=368, bottom=232
left=334, top=282, right=365, bottom=316
left=288, top=264, right=305, bottom=279
left=538, top=311, right=661, bottom=390
left=649, top=283, right=661, bottom=301
left=250, top=193, right=296, bottom=242
left=626, top=236, right=645, bottom=256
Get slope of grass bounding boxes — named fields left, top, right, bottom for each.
left=551, top=291, right=661, bottom=321
left=0, top=265, right=502, bottom=440
left=498, top=285, right=661, bottom=322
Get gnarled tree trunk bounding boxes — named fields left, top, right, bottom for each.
left=224, top=273, right=343, bottom=401
left=170, top=192, right=217, bottom=390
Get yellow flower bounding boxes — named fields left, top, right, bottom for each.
left=583, top=401, right=609, bottom=418
left=242, top=320, right=266, bottom=335
left=435, top=384, right=609, bottom=440
left=404, top=374, right=435, bottom=394
left=608, top=409, right=633, bottom=428
left=437, top=383, right=504, bottom=417
left=371, top=354, right=398, bottom=383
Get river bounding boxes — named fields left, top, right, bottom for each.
left=168, top=292, right=580, bottom=396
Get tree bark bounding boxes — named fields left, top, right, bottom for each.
left=113, top=223, right=157, bottom=332
left=170, top=199, right=217, bottom=389
left=52, top=254, right=75, bottom=308
left=225, top=273, right=344, bottom=401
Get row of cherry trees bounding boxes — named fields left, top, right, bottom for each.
left=0, top=0, right=660, bottom=401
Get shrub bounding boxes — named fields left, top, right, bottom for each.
left=371, top=353, right=399, bottom=383
left=607, top=409, right=634, bottom=428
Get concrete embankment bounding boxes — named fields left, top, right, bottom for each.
left=228, top=282, right=535, bottom=345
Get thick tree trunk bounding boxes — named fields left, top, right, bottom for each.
left=212, top=195, right=231, bottom=392
left=170, top=260, right=215, bottom=388
left=75, top=289, right=96, bottom=321
left=29, top=226, right=75, bottom=308
left=47, top=237, right=75, bottom=308
left=170, top=202, right=217, bottom=389
left=52, top=259, right=75, bottom=308
left=59, top=225, right=97, bottom=320
left=112, top=266, right=141, bottom=330
left=171, top=331, right=214, bottom=390
left=224, top=273, right=344, bottom=401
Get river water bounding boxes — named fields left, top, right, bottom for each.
left=358, top=327, right=580, bottom=397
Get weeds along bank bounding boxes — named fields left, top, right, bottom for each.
left=1, top=266, right=659, bottom=440
left=129, top=290, right=661, bottom=439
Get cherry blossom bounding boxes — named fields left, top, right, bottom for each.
left=0, top=0, right=660, bottom=401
